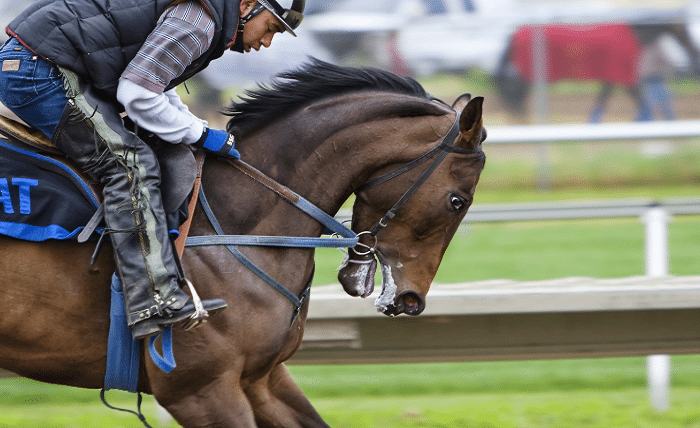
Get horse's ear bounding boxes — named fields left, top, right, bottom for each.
left=451, top=93, right=471, bottom=112
left=458, top=96, right=485, bottom=150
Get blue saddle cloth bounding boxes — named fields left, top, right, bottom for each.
left=0, top=138, right=101, bottom=241
left=0, top=138, right=178, bottom=391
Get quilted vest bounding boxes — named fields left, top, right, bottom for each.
left=6, top=0, right=240, bottom=99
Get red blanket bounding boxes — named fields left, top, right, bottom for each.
left=512, top=24, right=641, bottom=86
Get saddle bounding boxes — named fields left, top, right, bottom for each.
left=0, top=101, right=198, bottom=242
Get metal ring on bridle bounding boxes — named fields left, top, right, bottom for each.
left=350, top=231, right=377, bottom=256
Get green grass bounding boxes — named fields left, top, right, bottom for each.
left=309, top=389, right=700, bottom=428
left=5, top=356, right=700, bottom=427
left=291, top=356, right=700, bottom=428
left=474, top=139, right=700, bottom=194
left=474, top=184, right=700, bottom=204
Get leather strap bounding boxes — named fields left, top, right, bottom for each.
left=174, top=150, right=205, bottom=258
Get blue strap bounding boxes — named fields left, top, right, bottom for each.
left=104, top=274, right=141, bottom=392
left=294, top=196, right=357, bottom=239
left=186, top=233, right=357, bottom=248
left=185, top=187, right=357, bottom=250
left=148, top=327, right=176, bottom=373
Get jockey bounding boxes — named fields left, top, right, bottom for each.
left=0, top=0, right=305, bottom=340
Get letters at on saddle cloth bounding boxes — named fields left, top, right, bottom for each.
left=0, top=139, right=100, bottom=241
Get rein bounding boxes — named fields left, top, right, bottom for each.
left=192, top=184, right=312, bottom=326
left=186, top=160, right=359, bottom=249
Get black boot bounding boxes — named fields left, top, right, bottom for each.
left=53, top=68, right=227, bottom=340
left=129, top=285, right=228, bottom=339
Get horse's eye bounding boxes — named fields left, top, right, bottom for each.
left=449, top=194, right=467, bottom=213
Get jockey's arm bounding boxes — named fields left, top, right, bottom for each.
left=117, top=80, right=240, bottom=159
left=117, top=79, right=206, bottom=145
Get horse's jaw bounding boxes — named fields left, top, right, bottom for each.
left=337, top=253, right=425, bottom=317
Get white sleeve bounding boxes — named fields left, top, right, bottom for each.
left=117, top=77, right=207, bottom=145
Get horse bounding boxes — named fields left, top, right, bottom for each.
left=493, top=21, right=700, bottom=123
left=0, top=59, right=486, bottom=427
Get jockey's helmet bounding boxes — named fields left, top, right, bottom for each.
left=253, top=0, right=305, bottom=37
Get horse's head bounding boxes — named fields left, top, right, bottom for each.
left=339, top=94, right=486, bottom=316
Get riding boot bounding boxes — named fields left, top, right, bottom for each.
left=53, top=68, right=226, bottom=340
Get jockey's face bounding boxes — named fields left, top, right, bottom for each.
left=239, top=3, right=285, bottom=53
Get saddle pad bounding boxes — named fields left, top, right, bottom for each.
left=0, top=138, right=100, bottom=241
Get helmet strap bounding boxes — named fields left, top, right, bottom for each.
left=240, top=3, right=265, bottom=26
left=232, top=3, right=265, bottom=52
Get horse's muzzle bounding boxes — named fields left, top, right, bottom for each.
left=381, top=291, right=426, bottom=316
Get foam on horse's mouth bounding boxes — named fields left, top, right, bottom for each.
left=374, top=261, right=398, bottom=315
left=337, top=252, right=400, bottom=313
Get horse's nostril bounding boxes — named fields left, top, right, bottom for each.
left=399, top=291, right=425, bottom=316
left=403, top=293, right=420, bottom=308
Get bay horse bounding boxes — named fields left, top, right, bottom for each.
left=0, top=59, right=486, bottom=427
left=494, top=21, right=700, bottom=122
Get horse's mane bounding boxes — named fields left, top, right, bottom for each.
left=225, top=58, right=435, bottom=135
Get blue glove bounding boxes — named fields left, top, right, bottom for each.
left=195, top=128, right=241, bottom=159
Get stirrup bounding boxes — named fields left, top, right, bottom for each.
left=181, top=279, right=209, bottom=331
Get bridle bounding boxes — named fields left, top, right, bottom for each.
left=356, top=115, right=483, bottom=238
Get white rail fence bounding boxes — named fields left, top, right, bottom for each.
left=486, top=120, right=700, bottom=144
left=488, top=119, right=700, bottom=190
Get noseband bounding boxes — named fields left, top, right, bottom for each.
left=356, top=115, right=484, bottom=238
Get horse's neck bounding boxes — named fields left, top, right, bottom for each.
left=248, top=113, right=451, bottom=221
left=198, top=97, right=453, bottom=239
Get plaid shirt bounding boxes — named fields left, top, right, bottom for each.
left=121, top=1, right=215, bottom=94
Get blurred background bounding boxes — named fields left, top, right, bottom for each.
left=1, top=1, right=700, bottom=427
left=4, top=0, right=695, bottom=128
left=6, top=0, right=689, bottom=199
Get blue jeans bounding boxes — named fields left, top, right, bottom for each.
left=0, top=38, right=68, bottom=138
